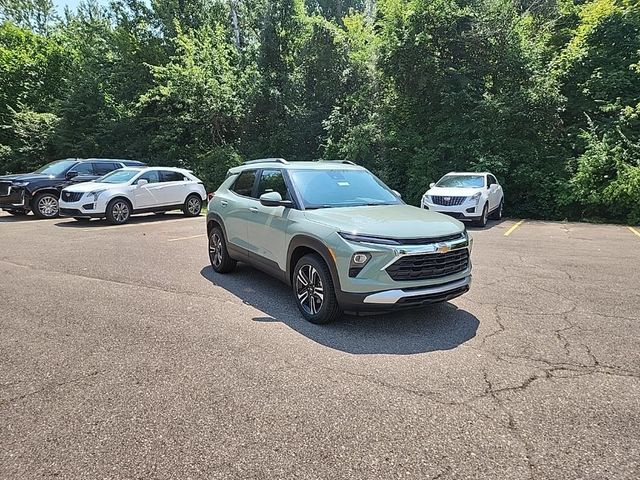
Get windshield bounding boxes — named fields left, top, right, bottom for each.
left=33, top=160, right=78, bottom=176
left=97, top=169, right=140, bottom=184
left=436, top=175, right=485, bottom=188
left=289, top=169, right=401, bottom=209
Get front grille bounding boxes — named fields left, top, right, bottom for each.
left=386, top=249, right=469, bottom=281
left=0, top=182, right=10, bottom=196
left=431, top=195, right=466, bottom=206
left=62, top=191, right=83, bottom=202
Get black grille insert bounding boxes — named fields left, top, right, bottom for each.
left=386, top=249, right=469, bottom=281
left=62, top=191, right=83, bottom=202
left=0, top=182, right=10, bottom=196
left=431, top=195, right=466, bottom=206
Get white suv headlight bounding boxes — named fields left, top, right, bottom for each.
left=469, top=192, right=482, bottom=205
left=87, top=189, right=107, bottom=201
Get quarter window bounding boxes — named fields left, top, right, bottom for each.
left=231, top=170, right=257, bottom=197
left=256, top=170, right=290, bottom=200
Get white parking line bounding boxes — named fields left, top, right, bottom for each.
left=77, top=217, right=204, bottom=231
left=168, top=234, right=206, bottom=242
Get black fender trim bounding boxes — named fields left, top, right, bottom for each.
left=287, top=235, right=342, bottom=291
left=206, top=213, right=247, bottom=262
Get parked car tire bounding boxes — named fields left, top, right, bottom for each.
left=209, top=226, right=236, bottom=273
left=183, top=194, right=202, bottom=217
left=106, top=198, right=131, bottom=225
left=293, top=254, right=342, bottom=325
left=6, top=209, right=28, bottom=216
left=490, top=199, right=504, bottom=220
left=32, top=192, right=59, bottom=219
left=474, top=203, right=488, bottom=227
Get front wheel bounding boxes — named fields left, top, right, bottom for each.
left=106, top=198, right=131, bottom=225
left=209, top=227, right=236, bottom=273
left=474, top=203, right=488, bottom=228
left=490, top=199, right=504, bottom=220
left=183, top=195, right=202, bottom=217
left=32, top=193, right=59, bottom=219
left=293, top=254, right=342, bottom=324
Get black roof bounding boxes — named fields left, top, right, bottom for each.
left=66, top=158, right=146, bottom=166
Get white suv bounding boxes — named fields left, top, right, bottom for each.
left=421, top=172, right=504, bottom=227
left=59, top=167, right=207, bottom=224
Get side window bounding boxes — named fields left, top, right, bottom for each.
left=256, top=170, right=290, bottom=200
left=488, top=175, right=497, bottom=186
left=231, top=170, right=257, bottom=197
left=94, top=162, right=118, bottom=176
left=137, top=170, right=160, bottom=184
left=160, top=170, right=186, bottom=182
left=69, top=162, right=94, bottom=175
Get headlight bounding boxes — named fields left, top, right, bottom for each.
left=87, top=189, right=107, bottom=200
left=469, top=192, right=482, bottom=205
left=422, top=194, right=431, bottom=203
left=338, top=232, right=400, bottom=245
left=13, top=181, right=29, bottom=187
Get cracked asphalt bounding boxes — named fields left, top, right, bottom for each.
left=0, top=211, right=639, bottom=479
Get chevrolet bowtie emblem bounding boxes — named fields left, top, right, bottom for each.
left=436, top=243, right=450, bottom=254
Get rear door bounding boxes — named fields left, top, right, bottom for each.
left=246, top=169, right=293, bottom=271
left=487, top=174, right=500, bottom=210
left=159, top=170, right=188, bottom=205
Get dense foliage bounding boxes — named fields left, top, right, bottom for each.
left=0, top=0, right=638, bottom=222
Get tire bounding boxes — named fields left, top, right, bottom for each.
left=474, top=203, right=488, bottom=227
left=209, top=227, right=236, bottom=273
left=490, top=199, right=504, bottom=220
left=32, top=192, right=59, bottom=219
left=183, top=194, right=202, bottom=217
left=293, top=254, right=342, bottom=324
left=106, top=198, right=131, bottom=225
left=6, top=209, right=28, bottom=216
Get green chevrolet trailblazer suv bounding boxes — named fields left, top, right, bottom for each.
left=206, top=159, right=472, bottom=324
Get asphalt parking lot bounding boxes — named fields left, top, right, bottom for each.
left=1, top=211, right=639, bottom=479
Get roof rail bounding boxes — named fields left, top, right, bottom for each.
left=243, top=157, right=288, bottom=165
left=319, top=159, right=356, bottom=165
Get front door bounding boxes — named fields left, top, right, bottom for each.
left=246, top=169, right=292, bottom=271
left=133, top=170, right=162, bottom=208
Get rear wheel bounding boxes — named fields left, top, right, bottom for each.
left=183, top=194, right=202, bottom=217
left=293, top=254, right=342, bottom=324
left=32, top=193, right=59, bottom=219
left=106, top=198, right=131, bottom=225
left=209, top=227, right=236, bottom=273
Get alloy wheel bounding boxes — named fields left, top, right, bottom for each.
left=295, top=264, right=324, bottom=315
left=112, top=201, right=129, bottom=223
left=209, top=233, right=223, bottom=268
left=38, top=195, right=59, bottom=217
left=187, top=197, right=201, bottom=215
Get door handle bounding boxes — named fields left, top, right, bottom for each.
left=249, top=207, right=258, bottom=213
left=220, top=200, right=228, bottom=207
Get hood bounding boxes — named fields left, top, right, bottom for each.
left=304, top=204, right=464, bottom=238
left=0, top=173, right=55, bottom=183
left=63, top=181, right=114, bottom=192
left=426, top=186, right=484, bottom=197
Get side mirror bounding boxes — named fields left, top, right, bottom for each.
left=137, top=179, right=148, bottom=187
left=66, top=171, right=79, bottom=180
left=260, top=191, right=292, bottom=208
left=487, top=184, right=492, bottom=189
left=392, top=190, right=402, bottom=198
left=429, top=182, right=435, bottom=188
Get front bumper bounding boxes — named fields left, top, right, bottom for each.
left=0, top=186, right=27, bottom=209
left=421, top=198, right=481, bottom=221
left=59, top=197, right=104, bottom=218
left=337, top=276, right=471, bottom=311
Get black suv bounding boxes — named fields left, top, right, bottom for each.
left=0, top=158, right=146, bottom=218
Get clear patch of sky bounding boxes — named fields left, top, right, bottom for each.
left=53, top=0, right=106, bottom=13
